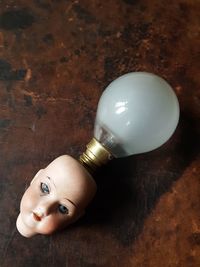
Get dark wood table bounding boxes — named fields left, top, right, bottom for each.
left=0, top=1, right=200, bottom=266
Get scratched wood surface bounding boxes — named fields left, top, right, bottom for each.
left=0, top=1, right=200, bottom=266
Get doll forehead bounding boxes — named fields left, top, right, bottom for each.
left=44, top=157, right=89, bottom=188
left=44, top=170, right=79, bottom=195
left=41, top=172, right=82, bottom=209
left=46, top=176, right=77, bottom=207
left=44, top=165, right=85, bottom=188
left=43, top=164, right=89, bottom=205
left=45, top=174, right=76, bottom=195
left=41, top=155, right=96, bottom=209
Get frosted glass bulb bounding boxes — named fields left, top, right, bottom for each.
left=94, top=72, right=179, bottom=157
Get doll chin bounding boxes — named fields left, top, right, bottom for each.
left=16, top=214, right=37, bottom=238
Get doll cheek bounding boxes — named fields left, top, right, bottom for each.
left=38, top=214, right=74, bottom=235
left=21, top=188, right=37, bottom=211
left=38, top=217, right=62, bottom=235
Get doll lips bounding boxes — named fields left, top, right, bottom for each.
left=32, top=212, right=42, bottom=221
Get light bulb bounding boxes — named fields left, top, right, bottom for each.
left=80, top=72, right=179, bottom=171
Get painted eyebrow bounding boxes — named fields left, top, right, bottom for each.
left=64, top=198, right=78, bottom=208
left=47, top=176, right=78, bottom=208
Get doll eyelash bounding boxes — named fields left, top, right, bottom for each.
left=40, top=182, right=50, bottom=194
left=58, top=204, right=69, bottom=214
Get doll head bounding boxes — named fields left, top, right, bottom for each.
left=16, top=155, right=96, bottom=238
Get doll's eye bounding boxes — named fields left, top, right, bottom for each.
left=58, top=204, right=69, bottom=214
left=40, top=183, right=50, bottom=194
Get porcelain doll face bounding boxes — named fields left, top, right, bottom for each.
left=16, top=155, right=96, bottom=238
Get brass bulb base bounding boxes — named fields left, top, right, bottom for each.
left=79, top=138, right=113, bottom=173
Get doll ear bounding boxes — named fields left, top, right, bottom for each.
left=30, top=169, right=43, bottom=185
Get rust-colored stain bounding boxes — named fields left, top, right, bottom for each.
left=0, top=0, right=200, bottom=266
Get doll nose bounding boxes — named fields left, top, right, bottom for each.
left=32, top=211, right=43, bottom=221
left=33, top=201, right=54, bottom=220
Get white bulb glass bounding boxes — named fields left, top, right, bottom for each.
left=94, top=72, right=180, bottom=157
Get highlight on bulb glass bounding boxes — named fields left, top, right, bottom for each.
left=16, top=72, right=180, bottom=238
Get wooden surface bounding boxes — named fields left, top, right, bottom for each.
left=0, top=1, right=200, bottom=266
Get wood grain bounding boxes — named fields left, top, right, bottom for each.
left=0, top=0, right=200, bottom=266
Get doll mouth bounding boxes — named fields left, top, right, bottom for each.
left=32, top=212, right=42, bottom=221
